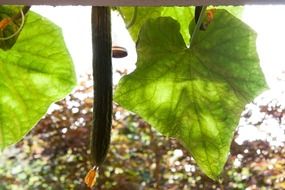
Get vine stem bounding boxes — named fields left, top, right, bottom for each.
left=190, top=6, right=207, bottom=48
left=12, top=6, right=31, bottom=20
left=126, top=7, right=137, bottom=29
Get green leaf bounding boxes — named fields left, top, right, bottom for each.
left=118, top=7, right=162, bottom=41
left=0, top=11, right=76, bottom=149
left=118, top=6, right=242, bottom=45
left=115, top=10, right=267, bottom=179
left=118, top=7, right=194, bottom=43
left=215, top=6, right=243, bottom=19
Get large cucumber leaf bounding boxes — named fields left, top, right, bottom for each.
left=0, top=11, right=76, bottom=149
left=115, top=10, right=267, bottom=179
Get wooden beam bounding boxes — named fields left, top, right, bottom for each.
left=1, top=0, right=285, bottom=6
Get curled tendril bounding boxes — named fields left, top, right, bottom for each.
left=0, top=8, right=25, bottom=41
left=126, top=7, right=137, bottom=29
left=116, top=7, right=137, bottom=29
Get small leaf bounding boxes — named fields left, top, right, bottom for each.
left=118, top=7, right=194, bottom=44
left=115, top=10, right=267, bottom=179
left=0, top=11, right=76, bottom=149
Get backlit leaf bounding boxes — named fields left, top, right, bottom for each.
left=115, top=10, right=267, bottom=179
left=0, top=11, right=76, bottom=149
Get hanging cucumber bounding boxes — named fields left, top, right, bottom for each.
left=85, top=6, right=129, bottom=188
left=91, top=6, right=112, bottom=168
left=85, top=7, right=112, bottom=188
left=85, top=7, right=113, bottom=188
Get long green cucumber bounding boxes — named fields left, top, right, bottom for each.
left=91, top=7, right=112, bottom=167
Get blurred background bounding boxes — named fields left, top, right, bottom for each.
left=0, top=5, right=285, bottom=190
left=0, top=75, right=284, bottom=190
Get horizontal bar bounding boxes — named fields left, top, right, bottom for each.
left=1, top=0, right=285, bottom=6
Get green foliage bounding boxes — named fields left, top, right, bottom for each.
left=115, top=10, right=267, bottom=179
left=0, top=5, right=268, bottom=182
left=118, top=6, right=243, bottom=44
left=118, top=7, right=194, bottom=43
left=0, top=10, right=76, bottom=149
